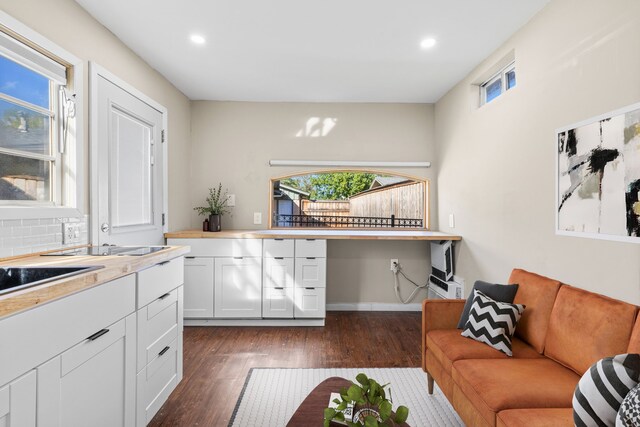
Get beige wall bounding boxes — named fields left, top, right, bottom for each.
left=0, top=0, right=192, bottom=232
left=435, top=0, right=640, bottom=303
left=191, top=102, right=435, bottom=304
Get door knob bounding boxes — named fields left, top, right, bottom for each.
left=100, top=223, right=110, bottom=233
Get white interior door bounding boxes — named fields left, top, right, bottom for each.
left=91, top=65, right=166, bottom=246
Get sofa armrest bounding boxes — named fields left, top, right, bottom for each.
left=422, top=299, right=466, bottom=371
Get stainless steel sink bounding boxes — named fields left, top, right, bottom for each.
left=0, top=265, right=104, bottom=295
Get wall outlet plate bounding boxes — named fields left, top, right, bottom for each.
left=390, top=259, right=399, bottom=271
left=62, top=223, right=81, bottom=244
left=253, top=212, right=262, bottom=225
left=227, top=194, right=236, bottom=207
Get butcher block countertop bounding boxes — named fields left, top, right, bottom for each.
left=0, top=245, right=189, bottom=320
left=164, top=229, right=462, bottom=241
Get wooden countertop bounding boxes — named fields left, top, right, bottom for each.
left=164, top=229, right=461, bottom=241
left=0, top=246, right=189, bottom=320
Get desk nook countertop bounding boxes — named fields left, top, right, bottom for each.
left=164, top=229, right=461, bottom=241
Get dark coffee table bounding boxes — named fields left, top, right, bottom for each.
left=286, top=376, right=411, bottom=426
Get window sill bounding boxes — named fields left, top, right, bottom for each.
left=0, top=206, right=84, bottom=220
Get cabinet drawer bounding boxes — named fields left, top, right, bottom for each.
left=137, top=289, right=179, bottom=370
left=263, top=239, right=294, bottom=258
left=295, top=239, right=327, bottom=258
left=61, top=317, right=126, bottom=376
left=294, top=258, right=327, bottom=288
left=263, top=257, right=294, bottom=288
left=294, top=287, right=326, bottom=318
left=136, top=338, right=178, bottom=425
left=137, top=256, right=184, bottom=308
left=262, top=287, right=294, bottom=318
left=167, top=238, right=262, bottom=257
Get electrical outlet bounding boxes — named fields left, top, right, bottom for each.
left=390, top=259, right=399, bottom=271
left=253, top=212, right=262, bottom=225
left=227, top=194, right=236, bottom=207
left=62, top=223, right=81, bottom=244
left=448, top=213, right=455, bottom=228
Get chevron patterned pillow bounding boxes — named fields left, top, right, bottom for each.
left=460, top=289, right=525, bottom=356
left=573, top=353, right=640, bottom=427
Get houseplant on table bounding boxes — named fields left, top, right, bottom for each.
left=194, top=183, right=231, bottom=232
left=324, top=373, right=409, bottom=427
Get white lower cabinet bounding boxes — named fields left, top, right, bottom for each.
left=215, top=257, right=262, bottom=318
left=183, top=257, right=214, bottom=318
left=263, top=257, right=294, bottom=318
left=37, top=313, right=137, bottom=427
left=0, top=371, right=36, bottom=427
left=294, top=287, right=326, bottom=318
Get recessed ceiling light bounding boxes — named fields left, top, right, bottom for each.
left=420, top=38, right=437, bottom=49
left=190, top=34, right=206, bottom=45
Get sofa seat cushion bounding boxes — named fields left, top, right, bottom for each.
left=496, top=408, right=573, bottom=427
left=427, top=329, right=542, bottom=375
left=452, top=359, right=580, bottom=426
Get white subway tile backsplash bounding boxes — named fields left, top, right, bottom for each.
left=0, top=216, right=89, bottom=258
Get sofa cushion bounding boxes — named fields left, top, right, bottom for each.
left=509, top=269, right=562, bottom=354
left=496, top=408, right=573, bottom=427
left=544, top=285, right=638, bottom=375
left=461, top=289, right=525, bottom=356
left=573, top=354, right=640, bottom=427
left=627, top=314, right=640, bottom=354
left=427, top=329, right=542, bottom=375
left=457, top=280, right=519, bottom=329
left=452, top=358, right=580, bottom=426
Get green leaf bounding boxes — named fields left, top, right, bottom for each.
left=324, top=407, right=336, bottom=420
left=364, top=415, right=379, bottom=427
left=379, top=400, right=392, bottom=420
left=333, top=398, right=341, bottom=405
left=335, top=412, right=345, bottom=421
left=368, top=381, right=378, bottom=402
left=356, top=373, right=370, bottom=387
left=394, top=406, right=409, bottom=424
left=337, top=401, right=348, bottom=411
left=324, top=420, right=330, bottom=427
left=347, top=384, right=363, bottom=402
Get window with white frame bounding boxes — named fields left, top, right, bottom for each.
left=0, top=14, right=82, bottom=218
left=480, top=61, right=516, bottom=105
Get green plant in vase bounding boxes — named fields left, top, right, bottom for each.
left=324, top=373, right=409, bottom=427
left=194, top=183, right=231, bottom=232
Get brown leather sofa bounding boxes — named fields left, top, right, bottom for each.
left=422, top=268, right=640, bottom=427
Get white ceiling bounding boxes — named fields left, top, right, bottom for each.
left=75, top=0, right=549, bottom=103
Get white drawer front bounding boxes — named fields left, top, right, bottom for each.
left=294, top=287, right=326, bottom=318
left=262, top=287, right=294, bottom=318
left=137, top=257, right=184, bottom=308
left=0, top=274, right=135, bottom=387
left=136, top=338, right=178, bottom=425
left=167, top=238, right=262, bottom=257
left=263, top=239, right=294, bottom=258
left=294, top=258, right=327, bottom=288
left=137, top=289, right=179, bottom=370
left=263, top=257, right=294, bottom=288
left=294, top=239, right=327, bottom=258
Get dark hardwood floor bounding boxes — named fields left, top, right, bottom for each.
left=149, top=311, right=422, bottom=426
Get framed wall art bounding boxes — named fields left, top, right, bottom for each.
left=556, top=101, right=640, bottom=243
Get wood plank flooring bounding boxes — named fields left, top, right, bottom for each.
left=149, top=311, right=422, bottom=426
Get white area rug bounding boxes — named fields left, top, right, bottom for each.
left=229, top=368, right=463, bottom=427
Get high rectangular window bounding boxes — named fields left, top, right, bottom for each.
left=480, top=62, right=516, bottom=105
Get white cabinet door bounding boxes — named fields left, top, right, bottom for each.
left=294, top=287, right=326, bottom=318
left=214, top=257, right=262, bottom=318
left=183, top=257, right=214, bottom=318
left=294, top=258, right=327, bottom=288
left=263, top=257, right=294, bottom=288
left=37, top=314, right=137, bottom=427
left=263, top=287, right=295, bottom=318
left=0, top=371, right=36, bottom=427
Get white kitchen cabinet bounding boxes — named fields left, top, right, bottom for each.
left=0, top=371, right=36, bottom=427
left=183, top=257, right=214, bottom=318
left=294, top=287, right=326, bottom=318
left=263, top=248, right=295, bottom=318
left=294, top=239, right=326, bottom=319
left=37, top=313, right=137, bottom=427
left=215, top=257, right=262, bottom=318
left=294, top=257, right=327, bottom=289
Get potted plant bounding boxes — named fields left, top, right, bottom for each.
left=324, top=373, right=409, bottom=427
left=194, top=183, right=231, bottom=232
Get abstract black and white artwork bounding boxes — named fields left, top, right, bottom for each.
left=557, top=102, right=640, bottom=243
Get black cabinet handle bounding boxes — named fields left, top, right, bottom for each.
left=305, top=239, right=316, bottom=241
left=274, top=238, right=284, bottom=241
left=158, top=260, right=170, bottom=266
left=274, top=287, right=284, bottom=290
left=233, top=257, right=243, bottom=260
left=185, top=256, right=195, bottom=259
left=158, top=292, right=171, bottom=300
left=158, top=346, right=170, bottom=356
left=87, top=329, right=109, bottom=341
left=306, top=257, right=316, bottom=260
left=305, top=287, right=316, bottom=290
left=274, top=257, right=284, bottom=260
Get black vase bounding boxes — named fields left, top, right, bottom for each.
left=208, top=214, right=221, bottom=232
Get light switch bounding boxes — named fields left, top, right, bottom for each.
left=253, top=212, right=262, bottom=225
left=448, top=213, right=455, bottom=228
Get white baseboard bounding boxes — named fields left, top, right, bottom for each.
left=185, top=318, right=325, bottom=327
left=326, top=303, right=422, bottom=312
